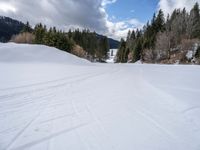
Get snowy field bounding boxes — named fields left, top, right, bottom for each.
left=0, top=43, right=200, bottom=150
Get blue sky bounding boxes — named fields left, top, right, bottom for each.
left=106, top=0, right=159, bottom=23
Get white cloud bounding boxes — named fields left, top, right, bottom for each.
left=106, top=18, right=144, bottom=40
left=0, top=0, right=143, bottom=40
left=0, top=2, right=16, bottom=13
left=158, top=0, right=200, bottom=15
left=102, top=0, right=117, bottom=6
left=0, top=0, right=107, bottom=32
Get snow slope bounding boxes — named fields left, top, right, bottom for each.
left=0, top=43, right=89, bottom=64
left=0, top=43, right=200, bottom=150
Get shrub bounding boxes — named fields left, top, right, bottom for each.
left=10, top=32, right=35, bottom=44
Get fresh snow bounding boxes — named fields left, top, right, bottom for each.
left=0, top=43, right=89, bottom=64
left=0, top=43, right=200, bottom=150
left=106, top=49, right=118, bottom=63
left=186, top=50, right=193, bottom=60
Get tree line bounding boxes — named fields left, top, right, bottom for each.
left=116, top=2, right=200, bottom=63
left=17, top=22, right=109, bottom=61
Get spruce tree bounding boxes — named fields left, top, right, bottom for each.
left=116, top=38, right=127, bottom=63
left=34, top=23, right=46, bottom=44
left=155, top=9, right=165, bottom=32
left=21, top=21, right=32, bottom=33
left=188, top=2, right=200, bottom=38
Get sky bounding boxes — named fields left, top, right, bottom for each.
left=0, top=0, right=199, bottom=40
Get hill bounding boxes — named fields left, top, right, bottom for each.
left=96, top=34, right=119, bottom=49
left=116, top=3, right=200, bottom=64
left=0, top=16, right=119, bottom=62
left=108, top=37, right=120, bottom=49
left=0, top=43, right=89, bottom=65
left=0, top=16, right=119, bottom=49
left=0, top=16, right=25, bottom=42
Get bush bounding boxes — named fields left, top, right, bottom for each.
left=71, top=45, right=86, bottom=58
left=10, top=32, right=35, bottom=44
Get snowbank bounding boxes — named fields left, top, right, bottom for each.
left=0, top=43, right=89, bottom=65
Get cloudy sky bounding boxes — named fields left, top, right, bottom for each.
left=0, top=0, right=199, bottom=40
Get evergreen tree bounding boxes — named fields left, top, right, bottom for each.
left=116, top=38, right=127, bottom=63
left=34, top=23, right=46, bottom=44
left=131, top=30, right=136, bottom=39
left=188, top=2, right=200, bottom=38
left=118, top=3, right=200, bottom=63
left=155, top=9, right=165, bottom=32
left=21, top=21, right=32, bottom=33
left=133, top=39, right=142, bottom=62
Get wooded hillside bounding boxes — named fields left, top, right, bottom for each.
left=116, top=3, right=200, bottom=64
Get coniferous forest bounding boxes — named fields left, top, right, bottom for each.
left=15, top=23, right=110, bottom=62
left=1, top=3, right=200, bottom=64
left=116, top=3, right=200, bottom=64
left=0, top=17, right=117, bottom=62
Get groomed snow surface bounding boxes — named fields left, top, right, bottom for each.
left=0, top=43, right=200, bottom=150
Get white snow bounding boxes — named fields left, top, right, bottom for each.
left=186, top=43, right=200, bottom=61
left=0, top=43, right=200, bottom=150
left=134, top=60, right=143, bottom=64
left=0, top=43, right=89, bottom=65
left=186, top=50, right=193, bottom=60
left=106, top=49, right=118, bottom=63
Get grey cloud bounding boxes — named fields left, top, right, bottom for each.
left=0, top=0, right=108, bottom=33
left=158, top=0, right=200, bottom=15
left=0, top=0, right=145, bottom=40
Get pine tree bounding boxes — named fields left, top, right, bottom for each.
left=155, top=9, right=165, bottom=32
left=188, top=2, right=200, bottom=38
left=116, top=38, right=127, bottom=63
left=21, top=21, right=32, bottom=33
left=131, top=30, right=136, bottom=39
left=133, top=40, right=142, bottom=62
left=34, top=23, right=46, bottom=44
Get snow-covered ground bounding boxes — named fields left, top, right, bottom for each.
left=0, top=43, right=200, bottom=150
left=106, top=49, right=118, bottom=63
